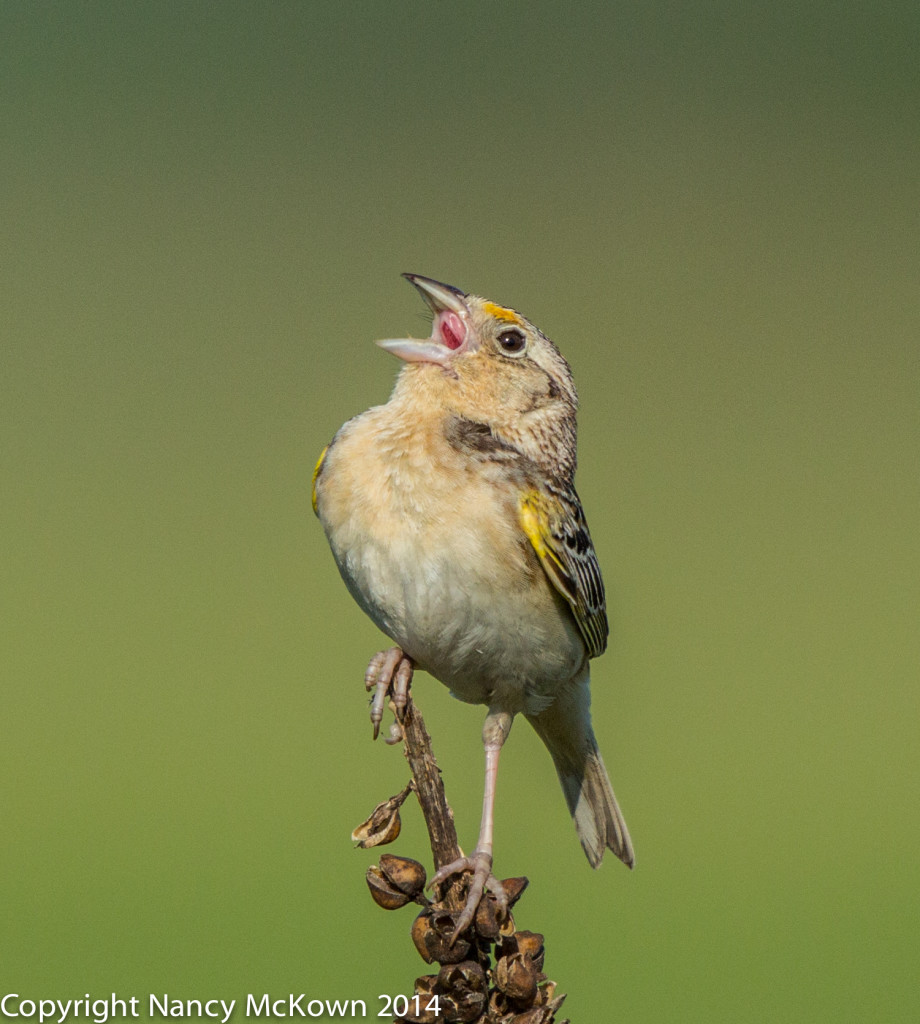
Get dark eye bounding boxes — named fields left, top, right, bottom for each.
left=497, top=328, right=526, bottom=354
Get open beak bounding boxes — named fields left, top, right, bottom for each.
left=376, top=273, right=471, bottom=365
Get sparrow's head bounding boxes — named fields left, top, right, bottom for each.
left=378, top=274, right=579, bottom=476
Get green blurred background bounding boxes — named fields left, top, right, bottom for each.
left=2, top=1, right=918, bottom=1019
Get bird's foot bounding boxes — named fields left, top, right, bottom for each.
left=364, top=646, right=413, bottom=743
left=429, top=848, right=508, bottom=942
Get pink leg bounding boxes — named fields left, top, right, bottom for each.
left=430, top=710, right=513, bottom=939
left=364, top=646, right=413, bottom=741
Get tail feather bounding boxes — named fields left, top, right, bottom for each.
left=561, top=745, right=634, bottom=868
left=526, top=669, right=635, bottom=869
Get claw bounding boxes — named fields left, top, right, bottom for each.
left=364, top=646, right=413, bottom=740
left=429, top=850, right=508, bottom=942
left=391, top=656, right=412, bottom=720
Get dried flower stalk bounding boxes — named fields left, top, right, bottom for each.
left=355, top=693, right=570, bottom=1024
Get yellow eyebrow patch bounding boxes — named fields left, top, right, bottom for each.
left=483, top=301, right=523, bottom=325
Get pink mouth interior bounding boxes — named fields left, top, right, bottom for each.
left=438, top=311, right=465, bottom=350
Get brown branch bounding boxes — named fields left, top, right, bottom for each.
left=355, top=688, right=570, bottom=1024
left=400, top=698, right=462, bottom=871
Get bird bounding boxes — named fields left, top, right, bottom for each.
left=312, top=273, right=634, bottom=932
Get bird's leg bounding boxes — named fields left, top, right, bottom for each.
left=364, top=646, right=413, bottom=742
left=429, top=709, right=513, bottom=940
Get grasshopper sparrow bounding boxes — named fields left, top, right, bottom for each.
left=313, top=274, right=634, bottom=932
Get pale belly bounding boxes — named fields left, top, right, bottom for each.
left=315, top=413, right=585, bottom=714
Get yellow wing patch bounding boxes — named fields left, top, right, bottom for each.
left=518, top=491, right=576, bottom=603
left=518, top=488, right=608, bottom=658
left=483, top=301, right=523, bottom=326
left=311, top=445, right=328, bottom=515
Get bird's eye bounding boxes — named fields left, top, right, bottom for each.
left=496, top=328, right=527, bottom=355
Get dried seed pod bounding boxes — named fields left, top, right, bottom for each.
left=494, top=951, right=539, bottom=1005
left=544, top=991, right=567, bottom=1016
left=410, top=909, right=471, bottom=964
left=436, top=960, right=487, bottom=1023
left=366, top=865, right=412, bottom=910
left=509, top=1007, right=552, bottom=1024
left=351, top=794, right=403, bottom=848
left=395, top=978, right=440, bottom=1024
left=487, top=986, right=512, bottom=1019
left=527, top=983, right=565, bottom=1016
left=531, top=978, right=555, bottom=1008
left=497, top=910, right=517, bottom=939
left=413, top=975, right=439, bottom=998
left=499, top=876, right=529, bottom=909
left=500, top=929, right=545, bottom=971
left=513, top=930, right=544, bottom=958
left=394, top=1007, right=437, bottom=1024
left=473, top=891, right=502, bottom=940
left=379, top=854, right=427, bottom=897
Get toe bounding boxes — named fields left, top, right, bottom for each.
left=366, top=647, right=404, bottom=738
left=427, top=851, right=500, bottom=942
